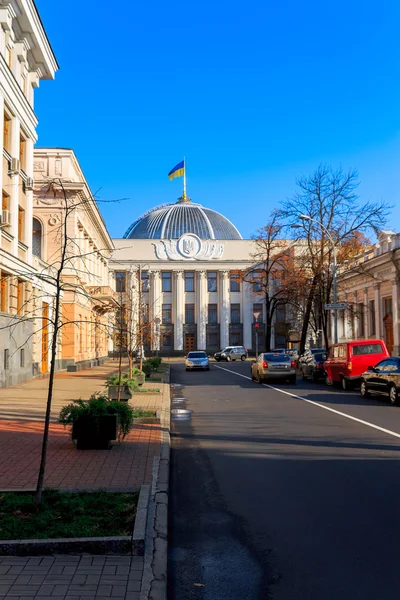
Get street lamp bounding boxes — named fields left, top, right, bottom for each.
left=296, top=215, right=338, bottom=344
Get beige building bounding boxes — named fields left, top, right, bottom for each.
left=337, top=230, right=400, bottom=356
left=0, top=0, right=58, bottom=386
left=33, top=148, right=117, bottom=371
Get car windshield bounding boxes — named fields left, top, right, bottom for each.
left=264, top=354, right=290, bottom=362
left=188, top=352, right=207, bottom=359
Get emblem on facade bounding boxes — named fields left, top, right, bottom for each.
left=153, top=234, right=224, bottom=261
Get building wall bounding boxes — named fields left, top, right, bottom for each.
left=337, top=231, right=400, bottom=356
left=33, top=149, right=116, bottom=371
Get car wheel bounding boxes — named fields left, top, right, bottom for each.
left=215, top=358, right=220, bottom=362
left=341, top=377, right=351, bottom=391
left=389, top=385, right=398, bottom=405
left=325, top=374, right=333, bottom=386
left=257, top=372, right=263, bottom=384
left=301, top=369, right=307, bottom=380
left=226, top=356, right=231, bottom=362
left=241, top=355, right=246, bottom=361
left=360, top=379, right=370, bottom=398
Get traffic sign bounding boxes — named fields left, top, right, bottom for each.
left=253, top=311, right=261, bottom=321
left=155, top=317, right=161, bottom=324
left=324, top=303, right=348, bottom=310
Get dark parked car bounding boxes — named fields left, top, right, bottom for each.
left=360, top=357, right=400, bottom=405
left=300, top=351, right=327, bottom=381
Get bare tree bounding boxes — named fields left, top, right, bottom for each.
left=281, top=165, right=391, bottom=351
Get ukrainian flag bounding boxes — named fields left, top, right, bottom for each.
left=168, top=160, right=185, bottom=181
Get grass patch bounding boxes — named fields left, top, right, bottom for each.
left=136, top=388, right=160, bottom=393
left=147, top=377, right=162, bottom=383
left=132, top=409, right=156, bottom=418
left=0, top=490, right=138, bottom=540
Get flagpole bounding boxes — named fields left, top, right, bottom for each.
left=183, top=156, right=186, bottom=199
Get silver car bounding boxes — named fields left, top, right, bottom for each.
left=251, top=352, right=296, bottom=384
left=185, top=351, right=210, bottom=371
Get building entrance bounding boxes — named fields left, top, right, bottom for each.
left=184, top=334, right=195, bottom=354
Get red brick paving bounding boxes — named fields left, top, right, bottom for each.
left=0, top=419, right=161, bottom=490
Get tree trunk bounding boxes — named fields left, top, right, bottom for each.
left=128, top=354, right=133, bottom=379
left=300, top=274, right=319, bottom=353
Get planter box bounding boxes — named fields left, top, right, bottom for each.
left=132, top=373, right=145, bottom=386
left=107, top=385, right=132, bottom=401
left=72, top=414, right=118, bottom=450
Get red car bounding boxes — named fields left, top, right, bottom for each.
left=324, top=340, right=390, bottom=390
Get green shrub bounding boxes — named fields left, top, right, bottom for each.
left=143, top=357, right=162, bottom=372
left=59, top=393, right=135, bottom=440
left=105, top=374, right=139, bottom=391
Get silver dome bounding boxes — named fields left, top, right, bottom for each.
left=123, top=200, right=242, bottom=240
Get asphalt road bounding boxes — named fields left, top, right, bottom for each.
left=168, top=361, right=400, bottom=600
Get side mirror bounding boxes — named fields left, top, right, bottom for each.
left=368, top=365, right=375, bottom=371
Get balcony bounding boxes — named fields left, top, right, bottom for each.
left=87, top=286, right=119, bottom=313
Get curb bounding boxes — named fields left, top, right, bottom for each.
left=141, top=367, right=171, bottom=600
left=0, top=484, right=150, bottom=556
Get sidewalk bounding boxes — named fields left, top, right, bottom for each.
left=0, top=360, right=163, bottom=491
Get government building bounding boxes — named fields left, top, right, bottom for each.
left=110, top=195, right=279, bottom=355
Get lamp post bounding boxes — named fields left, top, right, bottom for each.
left=295, top=215, right=338, bottom=345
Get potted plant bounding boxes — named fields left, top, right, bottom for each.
left=59, top=393, right=135, bottom=450
left=131, top=367, right=145, bottom=386
left=105, top=374, right=138, bottom=400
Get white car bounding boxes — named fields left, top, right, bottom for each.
left=185, top=351, right=210, bottom=371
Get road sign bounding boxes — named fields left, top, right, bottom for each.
left=324, top=303, right=348, bottom=310
left=253, top=311, right=261, bottom=321
left=155, top=317, right=161, bottom=324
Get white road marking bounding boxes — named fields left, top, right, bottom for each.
left=214, top=364, right=400, bottom=441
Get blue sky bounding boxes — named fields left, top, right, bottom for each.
left=35, top=0, right=400, bottom=239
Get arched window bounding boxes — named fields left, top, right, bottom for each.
left=32, top=218, right=42, bottom=258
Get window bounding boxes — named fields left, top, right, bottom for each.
left=358, top=303, right=365, bottom=337
left=253, top=303, right=263, bottom=322
left=162, top=272, right=171, bottom=292
left=162, top=330, right=173, bottom=348
left=185, top=304, right=195, bottom=324
left=141, top=271, right=149, bottom=292
left=253, top=271, right=262, bottom=293
left=162, top=303, right=172, bottom=324
left=230, top=332, right=242, bottom=346
left=18, top=206, right=24, bottom=242
left=3, top=113, right=10, bottom=151
left=384, top=297, right=392, bottom=317
left=4, top=349, right=9, bottom=370
left=19, top=136, right=26, bottom=170
left=2, top=191, right=9, bottom=211
left=115, top=271, right=126, bottom=292
left=17, top=279, right=24, bottom=315
left=231, top=304, right=240, bottom=324
left=207, top=271, right=217, bottom=292
left=208, top=303, right=218, bottom=324
left=352, top=343, right=384, bottom=356
left=1, top=273, right=9, bottom=313
left=32, top=218, right=42, bottom=258
left=184, top=271, right=194, bottom=292
left=207, top=331, right=218, bottom=348
left=230, top=272, right=240, bottom=292
left=20, top=348, right=25, bottom=368
left=79, top=314, right=83, bottom=353
left=369, top=300, right=376, bottom=335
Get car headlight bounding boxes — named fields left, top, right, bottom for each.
left=201, top=360, right=208, bottom=365
left=187, top=361, right=193, bottom=366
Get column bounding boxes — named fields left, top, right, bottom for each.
left=353, top=291, right=358, bottom=340
left=343, top=295, right=350, bottom=340
left=392, top=277, right=399, bottom=355
left=10, top=117, right=20, bottom=255
left=374, top=284, right=381, bottom=338
left=197, top=271, right=207, bottom=350
left=220, top=271, right=230, bottom=348
left=174, top=271, right=184, bottom=351
left=151, top=271, right=162, bottom=351
left=364, top=288, right=369, bottom=337
left=25, top=137, right=34, bottom=264
left=242, top=280, right=252, bottom=350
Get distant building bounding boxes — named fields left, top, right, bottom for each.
left=337, top=230, right=400, bottom=355
left=110, top=195, right=294, bottom=355
left=0, top=0, right=58, bottom=386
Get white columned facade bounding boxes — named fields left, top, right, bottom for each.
left=10, top=116, right=20, bottom=255
left=392, top=277, right=399, bottom=355
left=174, top=270, right=184, bottom=351
left=242, top=280, right=252, bottom=350
left=374, top=284, right=381, bottom=338
left=197, top=270, right=207, bottom=350
left=220, top=270, right=230, bottom=348
left=364, top=288, right=369, bottom=337
left=25, top=138, right=34, bottom=265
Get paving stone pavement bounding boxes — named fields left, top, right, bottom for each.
left=0, top=555, right=143, bottom=600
